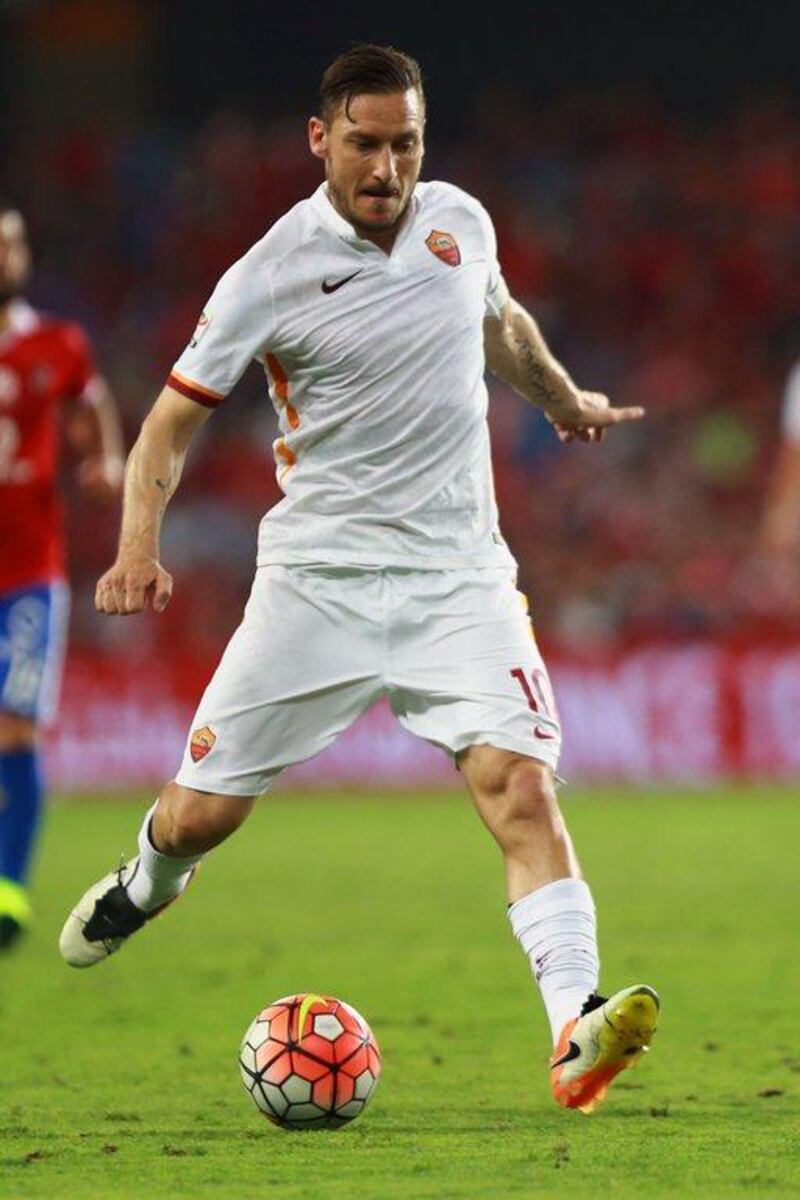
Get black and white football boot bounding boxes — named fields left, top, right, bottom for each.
left=59, top=857, right=192, bottom=968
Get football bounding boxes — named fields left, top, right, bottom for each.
left=239, top=992, right=381, bottom=1130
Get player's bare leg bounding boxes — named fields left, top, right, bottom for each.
left=459, top=746, right=580, bottom=900
left=59, top=782, right=255, bottom=967
left=459, top=745, right=658, bottom=1113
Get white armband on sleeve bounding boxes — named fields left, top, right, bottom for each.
left=473, top=199, right=510, bottom=318
left=486, top=271, right=510, bottom=319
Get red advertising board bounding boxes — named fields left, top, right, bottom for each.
left=44, top=642, right=800, bottom=790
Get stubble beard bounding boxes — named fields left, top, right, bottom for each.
left=328, top=175, right=415, bottom=239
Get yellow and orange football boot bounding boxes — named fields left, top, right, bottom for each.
left=550, top=984, right=660, bottom=1114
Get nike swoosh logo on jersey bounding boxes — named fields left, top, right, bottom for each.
left=321, top=270, right=363, bottom=294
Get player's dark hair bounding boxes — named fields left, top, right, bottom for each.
left=319, top=44, right=424, bottom=124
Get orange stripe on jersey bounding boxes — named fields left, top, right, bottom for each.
left=275, top=438, right=296, bottom=467
left=265, top=354, right=288, bottom=400
left=168, top=371, right=224, bottom=408
left=265, top=354, right=300, bottom=429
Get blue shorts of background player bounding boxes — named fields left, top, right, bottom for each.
left=0, top=580, right=70, bottom=949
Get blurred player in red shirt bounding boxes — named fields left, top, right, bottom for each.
left=0, top=200, right=124, bottom=948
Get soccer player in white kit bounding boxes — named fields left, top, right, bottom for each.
left=60, top=45, right=659, bottom=1113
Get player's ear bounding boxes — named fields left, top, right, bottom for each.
left=308, top=117, right=328, bottom=161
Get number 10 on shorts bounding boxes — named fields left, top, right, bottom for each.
left=510, top=667, right=559, bottom=726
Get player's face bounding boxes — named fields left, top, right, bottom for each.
left=0, top=209, right=31, bottom=302
left=309, top=90, right=425, bottom=239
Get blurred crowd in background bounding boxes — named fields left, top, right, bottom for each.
left=5, top=89, right=800, bottom=661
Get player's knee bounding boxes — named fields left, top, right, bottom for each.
left=506, top=760, right=559, bottom=831
left=154, top=783, right=252, bottom=855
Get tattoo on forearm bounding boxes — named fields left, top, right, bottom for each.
left=514, top=335, right=560, bottom=407
left=154, top=475, right=172, bottom=514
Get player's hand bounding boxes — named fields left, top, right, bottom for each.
left=545, top=388, right=645, bottom=444
left=78, top=454, right=125, bottom=503
left=95, top=554, right=173, bottom=615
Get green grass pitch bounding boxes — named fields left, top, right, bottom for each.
left=1, top=786, right=799, bottom=1199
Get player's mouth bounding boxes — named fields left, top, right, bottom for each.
left=359, top=188, right=400, bottom=201
left=355, top=188, right=402, bottom=225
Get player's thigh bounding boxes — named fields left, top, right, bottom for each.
left=175, top=566, right=384, bottom=797
left=0, top=580, right=69, bottom=725
left=389, top=568, right=562, bottom=771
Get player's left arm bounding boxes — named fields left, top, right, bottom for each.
left=484, top=296, right=644, bottom=443
left=64, top=374, right=125, bottom=502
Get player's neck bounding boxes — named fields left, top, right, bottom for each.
left=0, top=302, right=12, bottom=334
left=358, top=226, right=399, bottom=254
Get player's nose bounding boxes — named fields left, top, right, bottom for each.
left=371, top=146, right=397, bottom=183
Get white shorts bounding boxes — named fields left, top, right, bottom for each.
left=175, top=565, right=562, bottom=796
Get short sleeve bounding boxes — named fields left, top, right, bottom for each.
left=781, top=361, right=800, bottom=444
left=476, top=202, right=510, bottom=319
left=169, top=251, right=274, bottom=408
left=62, top=322, right=100, bottom=404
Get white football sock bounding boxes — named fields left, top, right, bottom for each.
left=508, top=877, right=600, bottom=1045
left=126, top=802, right=203, bottom=913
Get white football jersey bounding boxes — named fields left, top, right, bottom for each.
left=170, top=180, right=515, bottom=569
left=781, top=360, right=800, bottom=444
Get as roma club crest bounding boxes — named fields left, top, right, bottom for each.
left=190, top=726, right=216, bottom=763
left=425, top=229, right=461, bottom=268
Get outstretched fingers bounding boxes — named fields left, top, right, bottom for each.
left=600, top=405, right=645, bottom=426
left=551, top=395, right=645, bottom=443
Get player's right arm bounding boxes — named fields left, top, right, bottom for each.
left=95, top=385, right=211, bottom=615
left=98, top=244, right=273, bottom=616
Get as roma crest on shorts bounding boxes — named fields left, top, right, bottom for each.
left=190, top=726, right=216, bottom=763
left=425, top=229, right=461, bottom=268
